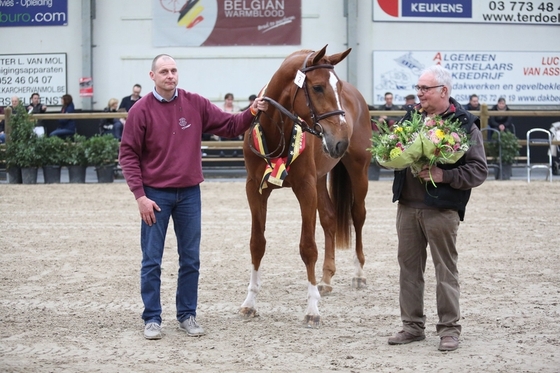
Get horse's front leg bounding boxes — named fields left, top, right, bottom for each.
left=239, top=180, right=270, bottom=319
left=343, top=156, right=369, bottom=290
left=315, top=174, right=337, bottom=296
left=293, top=179, right=321, bottom=328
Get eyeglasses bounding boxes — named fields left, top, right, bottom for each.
left=414, top=85, right=444, bottom=93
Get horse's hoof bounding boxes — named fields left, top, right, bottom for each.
left=303, top=314, right=321, bottom=328
left=239, top=307, right=259, bottom=318
left=352, top=277, right=367, bottom=289
left=318, top=283, right=333, bottom=296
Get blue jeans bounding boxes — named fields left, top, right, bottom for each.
left=141, top=185, right=201, bottom=324
left=50, top=128, right=75, bottom=138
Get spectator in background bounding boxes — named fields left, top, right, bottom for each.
left=27, top=92, right=48, bottom=137
left=1, top=97, right=21, bottom=142
left=402, top=94, right=416, bottom=110
left=488, top=97, right=514, bottom=139
left=218, top=93, right=242, bottom=156
left=241, top=94, right=257, bottom=111
left=119, top=84, right=142, bottom=112
left=464, top=94, right=481, bottom=111
left=377, top=91, right=400, bottom=126
left=27, top=92, right=47, bottom=114
left=100, top=98, right=124, bottom=141
left=50, top=94, right=75, bottom=138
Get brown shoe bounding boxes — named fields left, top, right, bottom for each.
left=388, top=330, right=426, bottom=345
left=438, top=336, right=459, bottom=351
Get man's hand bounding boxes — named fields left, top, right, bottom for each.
left=136, top=196, right=161, bottom=226
left=418, top=165, right=444, bottom=183
left=252, top=97, right=269, bottom=113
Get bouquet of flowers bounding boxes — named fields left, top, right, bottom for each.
left=369, top=111, right=470, bottom=176
left=421, top=115, right=470, bottom=167
left=368, top=112, right=424, bottom=170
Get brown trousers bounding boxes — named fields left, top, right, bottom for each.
left=396, top=204, right=462, bottom=337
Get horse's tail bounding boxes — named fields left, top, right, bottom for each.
left=329, top=162, right=352, bottom=249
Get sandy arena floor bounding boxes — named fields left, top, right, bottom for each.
left=0, top=180, right=559, bottom=372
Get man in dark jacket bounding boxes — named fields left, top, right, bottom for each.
left=464, top=94, right=481, bottom=111
left=387, top=65, right=488, bottom=352
left=118, top=84, right=142, bottom=112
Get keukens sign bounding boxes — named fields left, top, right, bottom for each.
left=153, top=0, right=301, bottom=47
left=373, top=0, right=560, bottom=25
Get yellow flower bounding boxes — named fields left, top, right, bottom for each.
left=394, top=127, right=403, bottom=133
left=446, top=135, right=455, bottom=145
left=389, top=147, right=403, bottom=160
left=435, top=129, right=445, bottom=139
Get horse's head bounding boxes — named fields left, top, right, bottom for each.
left=286, top=45, right=352, bottom=159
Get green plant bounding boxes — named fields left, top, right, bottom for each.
left=37, top=135, right=66, bottom=166
left=63, top=134, right=89, bottom=166
left=13, top=138, right=42, bottom=168
left=5, top=103, right=37, bottom=167
left=486, top=130, right=520, bottom=164
left=85, top=135, right=120, bottom=166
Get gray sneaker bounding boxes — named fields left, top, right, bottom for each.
left=144, top=322, right=162, bottom=340
left=179, top=316, right=205, bottom=337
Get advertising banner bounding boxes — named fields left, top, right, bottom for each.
left=372, top=50, right=560, bottom=106
left=373, top=0, right=560, bottom=25
left=153, top=0, right=301, bottom=47
left=0, top=0, right=68, bottom=27
left=0, top=53, right=67, bottom=107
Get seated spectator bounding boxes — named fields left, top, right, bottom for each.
left=219, top=92, right=241, bottom=156
left=27, top=92, right=48, bottom=137
left=377, top=91, right=400, bottom=126
left=100, top=98, right=124, bottom=141
left=119, top=84, right=142, bottom=112
left=401, top=94, right=417, bottom=110
left=488, top=97, right=514, bottom=140
left=50, top=94, right=76, bottom=139
left=464, top=94, right=481, bottom=111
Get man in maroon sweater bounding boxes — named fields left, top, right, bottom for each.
left=119, top=54, right=268, bottom=340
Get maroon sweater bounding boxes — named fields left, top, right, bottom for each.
left=119, top=89, right=253, bottom=199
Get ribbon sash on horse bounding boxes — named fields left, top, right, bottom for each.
left=252, top=122, right=306, bottom=193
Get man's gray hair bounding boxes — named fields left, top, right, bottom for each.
left=422, top=65, right=452, bottom=95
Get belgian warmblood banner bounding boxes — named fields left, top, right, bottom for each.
left=153, top=0, right=301, bottom=47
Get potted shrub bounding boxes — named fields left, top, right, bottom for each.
left=85, top=134, right=120, bottom=183
left=14, top=138, right=42, bottom=184
left=486, top=131, right=520, bottom=180
left=5, top=103, right=36, bottom=183
left=63, top=134, right=89, bottom=183
left=37, top=135, right=66, bottom=183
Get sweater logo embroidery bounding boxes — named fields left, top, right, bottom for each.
left=179, top=118, right=191, bottom=130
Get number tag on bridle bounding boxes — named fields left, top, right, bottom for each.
left=294, top=70, right=306, bottom=88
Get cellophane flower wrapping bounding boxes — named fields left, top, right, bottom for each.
left=368, top=112, right=424, bottom=170
left=368, top=112, right=470, bottom=173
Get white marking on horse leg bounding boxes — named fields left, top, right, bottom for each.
left=329, top=71, right=347, bottom=124
left=353, top=254, right=364, bottom=278
left=352, top=254, right=367, bottom=289
left=240, top=265, right=261, bottom=310
left=304, top=282, right=321, bottom=317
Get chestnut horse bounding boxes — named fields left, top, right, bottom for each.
left=240, top=46, right=372, bottom=327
